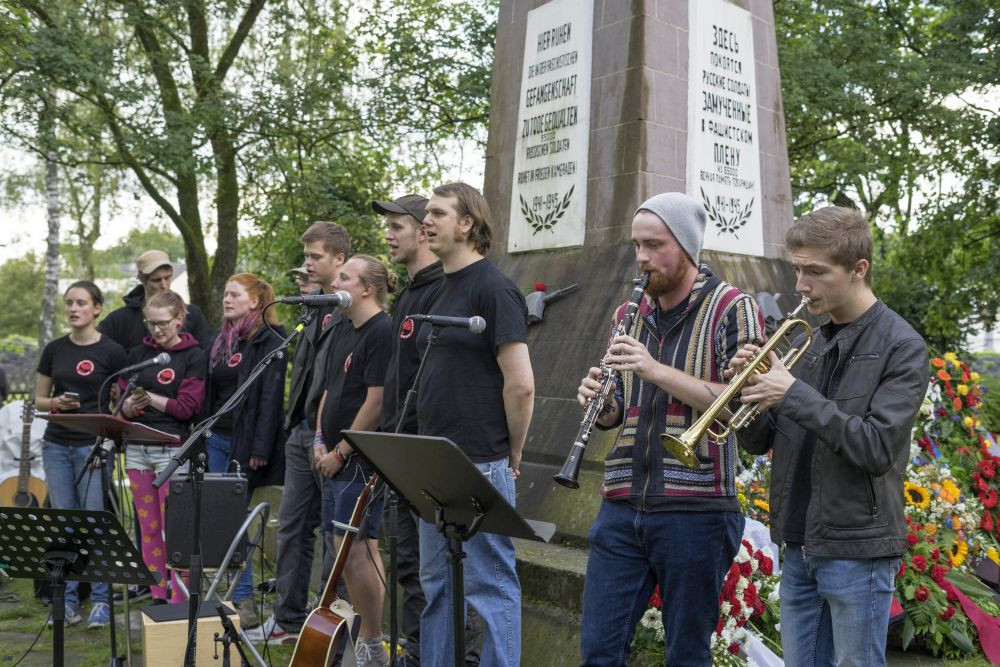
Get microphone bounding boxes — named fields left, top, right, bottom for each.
left=406, top=314, right=487, bottom=334
left=119, top=352, right=171, bottom=375
left=278, top=290, right=353, bottom=309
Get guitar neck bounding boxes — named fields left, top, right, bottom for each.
left=17, top=405, right=34, bottom=494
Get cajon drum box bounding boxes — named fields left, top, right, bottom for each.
left=140, top=600, right=240, bottom=666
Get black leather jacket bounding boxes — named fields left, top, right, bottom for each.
left=739, top=300, right=928, bottom=558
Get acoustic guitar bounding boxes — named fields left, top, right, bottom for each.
left=0, top=402, right=48, bottom=508
left=289, top=472, right=379, bottom=666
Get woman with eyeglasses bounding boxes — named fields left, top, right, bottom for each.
left=202, top=273, right=287, bottom=628
left=118, top=289, right=206, bottom=604
left=35, top=280, right=127, bottom=628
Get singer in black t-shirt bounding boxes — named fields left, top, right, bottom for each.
left=35, top=281, right=126, bottom=627
left=313, top=255, right=395, bottom=663
left=415, top=183, right=534, bottom=667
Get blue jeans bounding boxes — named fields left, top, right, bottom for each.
left=579, top=501, right=744, bottom=666
left=205, top=432, right=253, bottom=602
left=419, top=458, right=520, bottom=667
left=780, top=545, right=898, bottom=667
left=42, top=440, right=110, bottom=610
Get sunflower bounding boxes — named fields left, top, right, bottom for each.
left=988, top=547, right=1000, bottom=566
left=904, top=481, right=931, bottom=509
left=754, top=498, right=770, bottom=513
left=950, top=540, right=969, bottom=567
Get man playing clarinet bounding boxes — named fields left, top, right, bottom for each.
left=575, top=192, right=764, bottom=665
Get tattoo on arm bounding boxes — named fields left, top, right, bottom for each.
left=704, top=384, right=718, bottom=400
left=599, top=400, right=615, bottom=419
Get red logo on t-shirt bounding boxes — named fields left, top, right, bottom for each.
left=343, top=353, right=353, bottom=373
left=227, top=353, right=242, bottom=368
left=156, top=368, right=175, bottom=385
left=400, top=318, right=415, bottom=339
left=322, top=313, right=333, bottom=330
left=76, top=360, right=95, bottom=376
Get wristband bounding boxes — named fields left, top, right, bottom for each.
left=314, top=428, right=324, bottom=448
left=332, top=444, right=347, bottom=464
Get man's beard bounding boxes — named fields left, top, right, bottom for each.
left=644, top=261, right=689, bottom=297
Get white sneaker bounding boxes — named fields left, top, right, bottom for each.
left=355, top=637, right=389, bottom=667
left=47, top=605, right=82, bottom=627
left=243, top=614, right=298, bottom=644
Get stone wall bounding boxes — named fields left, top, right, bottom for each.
left=484, top=0, right=797, bottom=543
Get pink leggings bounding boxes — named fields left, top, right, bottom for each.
left=128, top=469, right=187, bottom=603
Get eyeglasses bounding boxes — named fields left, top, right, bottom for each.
left=144, top=318, right=174, bottom=331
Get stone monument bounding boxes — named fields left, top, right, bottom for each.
left=482, top=0, right=797, bottom=660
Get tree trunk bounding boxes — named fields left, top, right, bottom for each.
left=38, top=145, right=61, bottom=354
left=81, top=164, right=102, bottom=281
left=209, top=126, right=239, bottom=325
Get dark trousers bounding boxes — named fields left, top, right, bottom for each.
left=274, top=425, right=324, bottom=631
left=384, top=494, right=482, bottom=664
left=580, top=501, right=744, bottom=666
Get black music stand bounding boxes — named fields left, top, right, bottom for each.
left=37, top=412, right=179, bottom=665
left=342, top=430, right=555, bottom=667
left=36, top=413, right=182, bottom=446
left=0, top=507, right=155, bottom=667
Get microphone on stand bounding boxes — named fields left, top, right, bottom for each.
left=405, top=314, right=487, bottom=334
left=117, top=352, right=171, bottom=375
left=277, top=290, right=353, bottom=309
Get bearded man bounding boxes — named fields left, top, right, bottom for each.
left=575, top=192, right=764, bottom=666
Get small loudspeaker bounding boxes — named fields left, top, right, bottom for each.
left=165, top=473, right=247, bottom=569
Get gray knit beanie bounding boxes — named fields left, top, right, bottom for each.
left=635, top=192, right=707, bottom=266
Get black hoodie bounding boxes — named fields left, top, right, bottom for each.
left=100, top=284, right=212, bottom=351
left=379, top=261, right=444, bottom=433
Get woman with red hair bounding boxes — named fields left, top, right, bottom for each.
left=204, top=273, right=287, bottom=628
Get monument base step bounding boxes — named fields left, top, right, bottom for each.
left=515, top=537, right=589, bottom=664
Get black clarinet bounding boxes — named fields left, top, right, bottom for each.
left=554, top=273, right=650, bottom=489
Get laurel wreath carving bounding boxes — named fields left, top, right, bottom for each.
left=700, top=187, right=754, bottom=236
left=520, top=185, right=574, bottom=235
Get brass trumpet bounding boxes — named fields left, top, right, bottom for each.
left=660, top=297, right=813, bottom=468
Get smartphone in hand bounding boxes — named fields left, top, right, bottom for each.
left=63, top=392, right=80, bottom=401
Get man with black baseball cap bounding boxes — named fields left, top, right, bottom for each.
left=372, top=194, right=430, bottom=228
left=371, top=194, right=482, bottom=665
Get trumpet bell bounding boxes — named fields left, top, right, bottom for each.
left=660, top=433, right=700, bottom=469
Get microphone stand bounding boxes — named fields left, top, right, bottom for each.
left=213, top=602, right=251, bottom=667
left=73, top=371, right=139, bottom=667
left=386, top=324, right=442, bottom=663
left=153, top=305, right=316, bottom=667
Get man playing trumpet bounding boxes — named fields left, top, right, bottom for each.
left=576, top=192, right=764, bottom=665
left=730, top=206, right=928, bottom=665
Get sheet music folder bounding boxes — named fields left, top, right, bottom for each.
left=342, top=430, right=555, bottom=543
left=36, top=413, right=181, bottom=445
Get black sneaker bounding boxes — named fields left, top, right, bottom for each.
left=113, top=585, right=151, bottom=604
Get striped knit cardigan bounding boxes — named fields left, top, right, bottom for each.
left=600, top=266, right=765, bottom=509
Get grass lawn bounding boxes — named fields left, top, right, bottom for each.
left=0, top=576, right=296, bottom=666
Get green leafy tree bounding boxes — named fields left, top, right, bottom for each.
left=775, top=0, right=999, bottom=350
left=0, top=253, right=44, bottom=338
